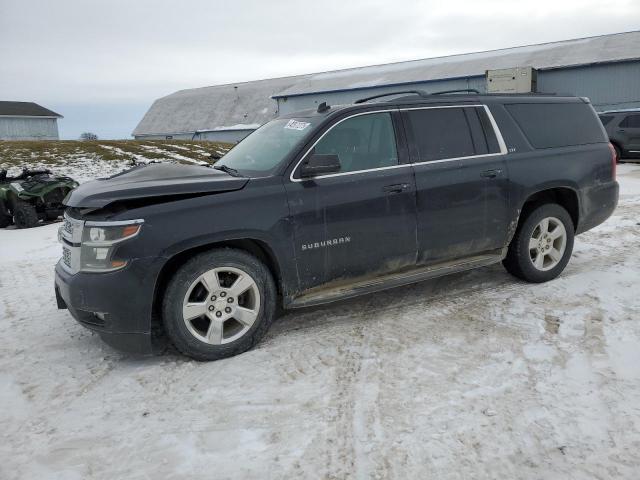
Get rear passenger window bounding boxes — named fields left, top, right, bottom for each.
left=620, top=114, right=640, bottom=128
left=505, top=103, right=606, bottom=149
left=405, top=107, right=476, bottom=161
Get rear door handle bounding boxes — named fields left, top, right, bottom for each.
left=480, top=169, right=502, bottom=179
left=382, top=183, right=410, bottom=194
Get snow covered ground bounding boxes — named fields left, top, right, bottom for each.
left=1, top=164, right=639, bottom=479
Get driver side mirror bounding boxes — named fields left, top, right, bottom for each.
left=299, top=154, right=341, bottom=178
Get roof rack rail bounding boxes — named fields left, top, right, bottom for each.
left=430, top=89, right=481, bottom=95
left=354, top=90, right=427, bottom=104
left=600, top=107, right=640, bottom=113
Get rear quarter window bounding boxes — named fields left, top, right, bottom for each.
left=505, top=103, right=606, bottom=149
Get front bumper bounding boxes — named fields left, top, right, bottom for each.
left=54, top=258, right=161, bottom=354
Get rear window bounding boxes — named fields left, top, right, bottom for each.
left=505, top=102, right=606, bottom=149
left=598, top=115, right=615, bottom=126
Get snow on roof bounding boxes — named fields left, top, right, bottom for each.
left=133, top=31, right=640, bottom=136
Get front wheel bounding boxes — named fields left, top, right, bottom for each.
left=503, top=203, right=575, bottom=283
left=13, top=199, right=39, bottom=228
left=162, top=248, right=277, bottom=361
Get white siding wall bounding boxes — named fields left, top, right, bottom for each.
left=0, top=117, right=59, bottom=140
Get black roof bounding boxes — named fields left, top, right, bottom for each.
left=0, top=101, right=62, bottom=118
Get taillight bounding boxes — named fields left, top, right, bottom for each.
left=608, top=142, right=616, bottom=180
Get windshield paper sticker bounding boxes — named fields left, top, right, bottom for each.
left=284, top=119, right=310, bottom=131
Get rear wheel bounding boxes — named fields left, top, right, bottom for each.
left=612, top=143, right=623, bottom=163
left=13, top=199, right=39, bottom=228
left=162, top=248, right=277, bottom=361
left=503, top=203, right=574, bottom=283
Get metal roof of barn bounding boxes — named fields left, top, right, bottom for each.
left=0, top=101, right=62, bottom=118
left=273, top=31, right=640, bottom=98
left=132, top=75, right=311, bottom=137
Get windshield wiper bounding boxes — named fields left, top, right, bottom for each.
left=213, top=164, right=243, bottom=177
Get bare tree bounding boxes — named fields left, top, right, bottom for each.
left=80, top=132, right=98, bottom=141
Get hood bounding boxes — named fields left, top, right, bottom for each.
left=64, top=162, right=249, bottom=208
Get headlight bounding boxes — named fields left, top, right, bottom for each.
left=80, top=220, right=143, bottom=272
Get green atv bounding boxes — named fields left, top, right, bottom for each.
left=0, top=168, right=79, bottom=229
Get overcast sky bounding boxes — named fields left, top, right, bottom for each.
left=1, top=0, right=639, bottom=139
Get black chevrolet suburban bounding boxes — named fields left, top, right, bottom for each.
left=55, top=91, right=619, bottom=360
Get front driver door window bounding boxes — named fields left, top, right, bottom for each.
left=312, top=112, right=399, bottom=173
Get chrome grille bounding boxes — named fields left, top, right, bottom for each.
left=63, top=217, right=74, bottom=235
left=59, top=213, right=84, bottom=274
left=62, top=246, right=72, bottom=268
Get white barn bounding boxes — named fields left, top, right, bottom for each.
left=0, top=101, right=62, bottom=140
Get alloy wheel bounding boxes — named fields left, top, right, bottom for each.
left=528, top=217, right=567, bottom=271
left=182, top=266, right=261, bottom=345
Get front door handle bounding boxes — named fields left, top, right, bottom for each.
left=480, top=169, right=502, bottom=179
left=382, top=183, right=410, bottom=194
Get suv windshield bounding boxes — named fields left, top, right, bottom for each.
left=215, top=117, right=319, bottom=176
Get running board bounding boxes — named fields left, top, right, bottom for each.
left=288, top=249, right=505, bottom=309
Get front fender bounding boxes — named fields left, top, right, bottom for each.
left=158, top=229, right=284, bottom=262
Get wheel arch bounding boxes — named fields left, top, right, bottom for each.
left=151, top=237, right=286, bottom=332
left=518, top=186, right=580, bottom=232
left=609, top=139, right=623, bottom=158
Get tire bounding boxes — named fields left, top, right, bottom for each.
left=45, top=210, right=63, bottom=221
left=0, top=201, right=11, bottom=228
left=502, top=203, right=575, bottom=283
left=13, top=199, right=39, bottom=228
left=162, top=248, right=277, bottom=361
left=613, top=143, right=623, bottom=164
